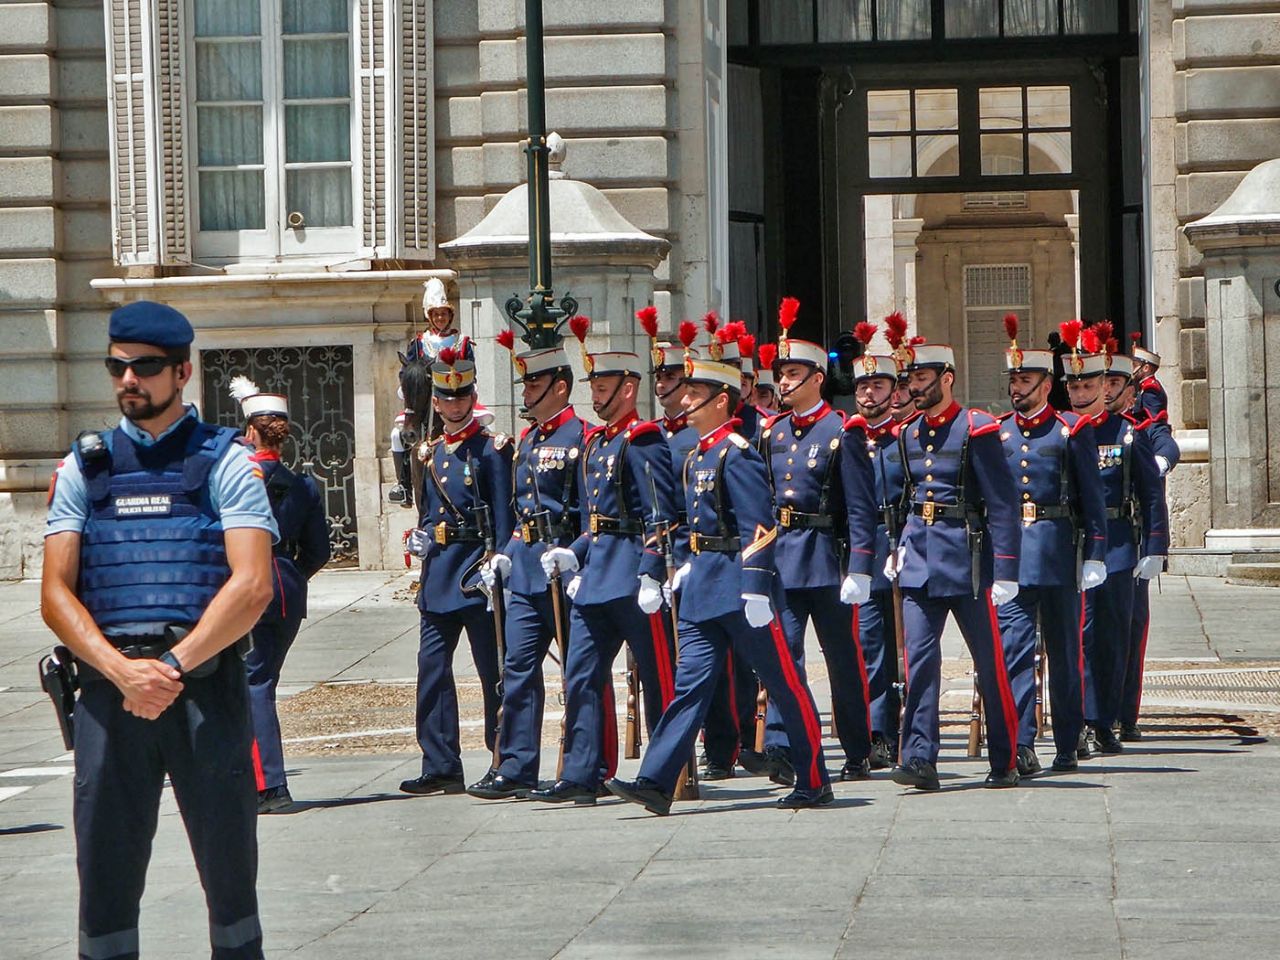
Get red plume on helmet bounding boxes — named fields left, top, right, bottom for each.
left=437, top=346, right=457, bottom=366
left=884, top=311, right=908, bottom=349
left=496, top=329, right=515, bottom=352
left=908, top=335, right=927, bottom=347
left=1059, top=319, right=1083, bottom=350
left=757, top=342, right=777, bottom=370
left=569, top=315, right=590, bottom=344
left=1003, top=313, right=1020, bottom=345
left=778, top=297, right=800, bottom=333
left=738, top=333, right=756, bottom=360
left=678, top=320, right=698, bottom=349
left=1092, top=320, right=1114, bottom=349
left=1131, top=331, right=1143, bottom=345
left=636, top=305, right=659, bottom=339
left=702, top=311, right=719, bottom=335
left=1107, top=338, right=1120, bottom=356
left=854, top=322, right=877, bottom=348
left=1080, top=328, right=1102, bottom=355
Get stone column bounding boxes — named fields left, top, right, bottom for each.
left=1185, top=158, right=1280, bottom=547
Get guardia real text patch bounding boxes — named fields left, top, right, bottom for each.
left=115, top=494, right=173, bottom=517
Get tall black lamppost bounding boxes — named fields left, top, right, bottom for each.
left=503, top=0, right=577, bottom=350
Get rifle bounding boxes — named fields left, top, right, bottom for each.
left=875, top=442, right=908, bottom=762
left=529, top=449, right=573, bottom=779
left=644, top=461, right=698, bottom=800
left=624, top=648, right=641, bottom=759
left=1034, top=616, right=1047, bottom=741
left=468, top=454, right=506, bottom=770
left=966, top=669, right=985, bottom=758
left=39, top=646, right=79, bottom=750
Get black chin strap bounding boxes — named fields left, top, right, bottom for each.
left=594, top=376, right=627, bottom=421
left=519, top=375, right=559, bottom=417
left=779, top=365, right=818, bottom=401
left=685, top=386, right=726, bottom=418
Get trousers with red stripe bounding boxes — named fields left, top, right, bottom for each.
left=559, top=598, right=674, bottom=788
left=900, top=588, right=1019, bottom=773
left=245, top=608, right=304, bottom=792
left=637, top=608, right=830, bottom=795
left=1121, top=577, right=1151, bottom=728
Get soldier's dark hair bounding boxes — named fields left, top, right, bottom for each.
left=551, top=368, right=574, bottom=391
left=248, top=414, right=290, bottom=449
left=721, top=385, right=741, bottom=410
left=165, top=345, right=191, bottom=364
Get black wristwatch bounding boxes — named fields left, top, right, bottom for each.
left=159, top=650, right=185, bottom=677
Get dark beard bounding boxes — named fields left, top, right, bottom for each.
left=117, top=387, right=178, bottom=422
left=910, top=378, right=943, bottom=411
left=858, top=397, right=891, bottom=421
left=1011, top=392, right=1040, bottom=414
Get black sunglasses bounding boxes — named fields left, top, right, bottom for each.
left=103, top=355, right=179, bottom=378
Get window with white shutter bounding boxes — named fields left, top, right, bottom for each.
left=105, top=0, right=156, bottom=264
left=398, top=0, right=434, bottom=257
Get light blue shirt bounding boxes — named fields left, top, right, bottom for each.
left=45, top=405, right=279, bottom=540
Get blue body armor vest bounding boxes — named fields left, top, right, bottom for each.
left=76, top=418, right=237, bottom=631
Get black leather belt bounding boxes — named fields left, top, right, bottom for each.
left=777, top=506, right=832, bottom=530
left=1020, top=503, right=1073, bottom=524
left=588, top=513, right=642, bottom=536
left=433, top=522, right=483, bottom=546
left=689, top=532, right=740, bottom=554
left=1105, top=506, right=1135, bottom=520
left=518, top=518, right=570, bottom=544
left=911, top=501, right=977, bottom=525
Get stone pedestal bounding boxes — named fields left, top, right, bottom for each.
left=1185, top=158, right=1280, bottom=545
left=441, top=142, right=671, bottom=436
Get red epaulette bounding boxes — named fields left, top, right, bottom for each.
left=519, top=424, right=533, bottom=442
left=1055, top=410, right=1093, bottom=437
left=1141, top=377, right=1164, bottom=393
left=842, top=412, right=869, bottom=432
left=762, top=411, right=790, bottom=431
left=625, top=420, right=661, bottom=440
left=967, top=409, right=1001, bottom=437
left=583, top=423, right=607, bottom=443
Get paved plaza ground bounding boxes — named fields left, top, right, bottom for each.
left=1, top=571, right=1278, bottom=959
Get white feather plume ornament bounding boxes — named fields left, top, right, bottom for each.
left=228, top=375, right=261, bottom=402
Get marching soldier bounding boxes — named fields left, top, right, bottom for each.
left=762, top=325, right=879, bottom=781
left=228, top=378, right=331, bottom=813
left=1129, top=331, right=1168, bottom=422
left=848, top=317, right=913, bottom=768
left=530, top=336, right=680, bottom=805
left=607, top=352, right=833, bottom=814
left=753, top=342, right=780, bottom=414
left=1059, top=325, right=1168, bottom=755
left=469, top=339, right=586, bottom=798
left=400, top=348, right=514, bottom=796
left=886, top=339, right=1023, bottom=790
left=995, top=317, right=1108, bottom=775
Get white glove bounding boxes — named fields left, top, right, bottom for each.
left=1081, top=560, right=1107, bottom=590
left=566, top=575, right=582, bottom=600
left=671, top=562, right=691, bottom=593
left=540, top=546, right=579, bottom=578
left=637, top=574, right=664, bottom=614
left=406, top=528, right=430, bottom=558
left=840, top=573, right=873, bottom=606
left=884, top=545, right=906, bottom=582
left=1134, top=555, right=1165, bottom=580
left=990, top=580, right=1020, bottom=607
left=742, top=593, right=774, bottom=628
left=1155, top=455, right=1170, bottom=477
left=480, top=553, right=511, bottom=589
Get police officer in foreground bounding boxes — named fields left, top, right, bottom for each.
left=607, top=352, right=833, bottom=814
left=401, top=348, right=513, bottom=796
left=886, top=339, right=1023, bottom=791
left=470, top=340, right=586, bottom=799
left=995, top=317, right=1107, bottom=775
left=228, top=377, right=331, bottom=813
left=42, top=301, right=276, bottom=960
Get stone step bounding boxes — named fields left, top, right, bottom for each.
left=1225, top=562, right=1280, bottom=587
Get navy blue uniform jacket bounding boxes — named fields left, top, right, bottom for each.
left=1091, top=410, right=1169, bottom=571
left=258, top=456, right=329, bottom=621
left=858, top=416, right=913, bottom=593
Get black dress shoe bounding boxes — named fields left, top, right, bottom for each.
left=764, top=747, right=796, bottom=787
left=257, top=786, right=293, bottom=814
left=1119, top=722, right=1143, bottom=742
left=1077, top=729, right=1095, bottom=760
left=984, top=767, right=1021, bottom=788
left=1016, top=745, right=1042, bottom=777
left=699, top=761, right=735, bottom=781
left=777, top=784, right=835, bottom=809
left=528, top=779, right=598, bottom=805
left=738, top=748, right=769, bottom=776
left=891, top=758, right=940, bottom=791
left=1092, top=725, right=1124, bottom=755
left=1051, top=751, right=1079, bottom=772
left=605, top=777, right=673, bottom=816
left=466, top=773, right=533, bottom=800
left=840, top=758, right=872, bottom=782
left=471, top=767, right=498, bottom=790
left=399, top=774, right=465, bottom=796
left=868, top=735, right=893, bottom=770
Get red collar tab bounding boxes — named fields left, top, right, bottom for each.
left=663, top=413, right=688, bottom=433
left=249, top=449, right=281, bottom=463
left=924, top=401, right=962, bottom=428
left=1014, top=405, right=1053, bottom=431
left=444, top=419, right=482, bottom=445
left=605, top=409, right=640, bottom=440
left=1090, top=410, right=1109, bottom=428
left=538, top=406, right=576, bottom=433
left=1141, top=376, right=1160, bottom=390
left=698, top=419, right=742, bottom=453
left=866, top=417, right=895, bottom=440
left=791, top=402, right=831, bottom=430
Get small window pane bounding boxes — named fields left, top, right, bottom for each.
left=1029, top=132, right=1071, bottom=173
left=869, top=136, right=912, bottom=178
left=1027, top=86, right=1071, bottom=128
left=287, top=169, right=353, bottom=227
left=283, top=0, right=347, bottom=34
left=980, top=87, right=1023, bottom=129
left=196, top=106, right=264, bottom=165
left=876, top=0, right=931, bottom=40
left=981, top=134, right=1024, bottom=175
left=286, top=105, right=352, bottom=162
left=194, top=0, right=259, bottom=37
left=945, top=0, right=999, bottom=38
left=915, top=89, right=958, bottom=131
left=728, top=0, right=750, bottom=46
left=284, top=38, right=350, bottom=99
left=818, top=0, right=874, bottom=41
left=199, top=170, right=265, bottom=230
left=1066, top=0, right=1119, bottom=34
left=760, top=0, right=812, bottom=43
left=868, top=90, right=911, bottom=132
left=1004, top=0, right=1058, bottom=37
left=917, top=135, right=959, bottom=177
left=195, top=41, right=263, bottom=101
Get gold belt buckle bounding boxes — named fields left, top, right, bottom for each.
left=779, top=506, right=792, bottom=528
left=921, top=502, right=936, bottom=525
left=690, top=532, right=701, bottom=553
left=589, top=513, right=600, bottom=535
left=434, top=522, right=449, bottom=545
left=1022, top=503, right=1037, bottom=526
left=521, top=520, right=536, bottom=542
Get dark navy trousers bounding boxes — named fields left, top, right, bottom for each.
left=638, top=611, right=830, bottom=794
left=1083, top=568, right=1136, bottom=729
left=1122, top=577, right=1152, bottom=727
left=416, top=604, right=501, bottom=778
left=74, top=653, right=262, bottom=960
left=900, top=588, right=1020, bottom=773
left=245, top=610, right=303, bottom=791
left=997, top=585, right=1086, bottom=756
left=495, top=589, right=568, bottom=785
left=560, top=598, right=673, bottom=788
left=702, top=648, right=758, bottom=765
left=862, top=589, right=902, bottom=748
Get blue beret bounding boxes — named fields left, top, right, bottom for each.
left=107, top=300, right=194, bottom=348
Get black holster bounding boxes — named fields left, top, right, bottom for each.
left=38, top=646, right=79, bottom=750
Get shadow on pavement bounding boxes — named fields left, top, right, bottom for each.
left=0, top=822, right=64, bottom=837
left=273, top=793, right=419, bottom=813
